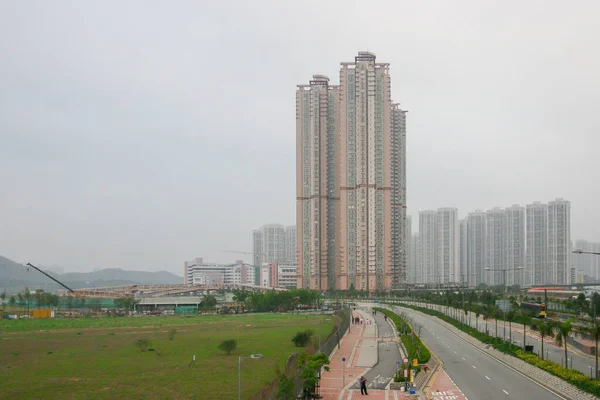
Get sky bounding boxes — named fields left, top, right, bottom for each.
left=1, top=1, right=599, bottom=274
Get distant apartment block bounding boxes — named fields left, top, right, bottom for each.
left=409, top=233, right=419, bottom=284
left=505, top=205, right=526, bottom=286
left=184, top=258, right=256, bottom=286
left=252, top=224, right=296, bottom=267
left=485, top=208, right=506, bottom=286
left=260, top=262, right=279, bottom=288
left=405, top=215, right=412, bottom=284
left=548, top=198, right=571, bottom=284
left=419, top=211, right=436, bottom=284
left=459, top=218, right=468, bottom=284
left=526, top=202, right=548, bottom=286
left=467, top=210, right=486, bottom=287
left=277, top=264, right=298, bottom=289
left=436, top=208, right=459, bottom=283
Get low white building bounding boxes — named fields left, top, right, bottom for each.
left=278, top=264, right=297, bottom=289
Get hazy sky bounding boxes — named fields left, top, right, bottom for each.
left=1, top=1, right=599, bottom=274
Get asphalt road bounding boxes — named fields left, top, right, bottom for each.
left=423, top=302, right=598, bottom=379
left=350, top=310, right=402, bottom=390
left=393, top=305, right=567, bottom=400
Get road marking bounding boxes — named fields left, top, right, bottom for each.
left=461, top=357, right=466, bottom=360
left=472, top=365, right=476, bottom=369
left=485, top=376, right=490, bottom=380
left=503, top=390, right=509, bottom=395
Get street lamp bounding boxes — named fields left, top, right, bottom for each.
left=573, top=249, right=600, bottom=256
left=484, top=267, right=523, bottom=293
left=239, top=354, right=263, bottom=400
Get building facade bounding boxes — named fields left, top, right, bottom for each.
left=409, top=233, right=420, bottom=284
left=284, top=226, right=297, bottom=264
left=435, top=208, right=459, bottom=283
left=404, top=215, right=412, bottom=284
left=548, top=198, right=571, bottom=284
left=459, top=218, right=468, bottom=286
left=467, top=210, right=486, bottom=287
left=419, top=211, right=436, bottom=284
left=297, top=52, right=407, bottom=291
left=526, top=202, right=548, bottom=286
left=253, top=230, right=265, bottom=267
left=505, top=205, right=526, bottom=286
left=485, top=208, right=506, bottom=286
left=277, top=264, right=298, bottom=289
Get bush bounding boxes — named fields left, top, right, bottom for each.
left=375, top=307, right=430, bottom=363
left=218, top=339, right=237, bottom=355
left=291, top=329, right=314, bottom=347
left=135, top=338, right=150, bottom=352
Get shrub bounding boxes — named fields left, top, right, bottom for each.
left=218, top=339, right=237, bottom=355
left=168, top=329, right=176, bottom=341
left=135, top=338, right=150, bottom=352
left=291, top=329, right=314, bottom=347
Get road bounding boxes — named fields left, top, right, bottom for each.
left=392, top=305, right=566, bottom=400
left=350, top=310, right=402, bottom=390
left=421, top=302, right=597, bottom=379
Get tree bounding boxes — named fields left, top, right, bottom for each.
left=506, top=311, right=516, bottom=343
left=298, top=352, right=330, bottom=398
left=0, top=290, right=6, bottom=313
left=218, top=339, right=237, bottom=355
left=8, top=295, right=16, bottom=306
left=114, top=296, right=138, bottom=312
left=587, top=323, right=600, bottom=379
left=475, top=310, right=480, bottom=331
left=200, top=294, right=217, bottom=309
left=292, top=330, right=314, bottom=347
left=555, top=319, right=573, bottom=369
left=531, top=319, right=555, bottom=360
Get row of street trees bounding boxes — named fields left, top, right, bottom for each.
left=232, top=289, right=322, bottom=313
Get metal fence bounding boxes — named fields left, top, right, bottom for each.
left=290, top=308, right=351, bottom=399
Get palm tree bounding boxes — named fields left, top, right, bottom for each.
left=519, top=310, right=532, bottom=351
left=475, top=310, right=480, bottom=332
left=555, top=319, right=574, bottom=369
left=531, top=319, right=555, bottom=360
left=506, top=311, right=515, bottom=344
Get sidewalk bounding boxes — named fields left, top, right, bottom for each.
left=319, top=310, right=402, bottom=400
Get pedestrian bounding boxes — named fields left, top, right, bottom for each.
left=360, top=318, right=363, bottom=325
left=360, top=376, right=368, bottom=395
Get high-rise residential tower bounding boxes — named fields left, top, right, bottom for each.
left=467, top=210, right=486, bottom=287
left=485, top=208, right=506, bottom=286
left=297, top=52, right=407, bottom=291
left=409, top=232, right=419, bottom=284
left=284, top=225, right=297, bottom=264
left=526, top=202, right=548, bottom=286
left=419, top=211, right=436, bottom=284
left=296, top=75, right=339, bottom=290
left=404, top=215, right=412, bottom=284
left=459, top=218, right=469, bottom=286
left=436, top=208, right=459, bottom=283
left=505, top=205, right=526, bottom=286
left=252, top=230, right=265, bottom=267
left=548, top=198, right=571, bottom=284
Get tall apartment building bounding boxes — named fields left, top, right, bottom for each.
left=419, top=211, right=436, bottom=284
left=296, top=74, right=339, bottom=290
left=485, top=208, right=506, bottom=286
left=526, top=202, right=548, bottom=286
left=409, top=233, right=419, bottom=284
left=467, top=210, right=486, bottom=287
left=404, top=215, right=412, bottom=284
left=436, top=208, right=459, bottom=283
left=459, top=219, right=468, bottom=286
left=252, top=230, right=265, bottom=267
left=297, top=51, right=407, bottom=291
left=284, top=226, right=297, bottom=264
left=548, top=198, right=571, bottom=284
left=505, top=205, right=526, bottom=286
left=572, top=239, right=590, bottom=277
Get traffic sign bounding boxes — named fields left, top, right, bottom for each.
left=342, top=357, right=346, bottom=362
left=403, top=357, right=408, bottom=364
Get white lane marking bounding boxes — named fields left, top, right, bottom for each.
left=485, top=376, right=490, bottom=380
left=461, top=357, right=465, bottom=360
left=503, top=389, right=509, bottom=395
left=472, top=365, right=476, bottom=369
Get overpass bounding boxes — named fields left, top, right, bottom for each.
left=57, top=283, right=287, bottom=299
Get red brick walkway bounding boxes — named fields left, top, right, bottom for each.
left=427, top=369, right=467, bottom=400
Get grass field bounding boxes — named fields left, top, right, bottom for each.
left=0, top=313, right=335, bottom=399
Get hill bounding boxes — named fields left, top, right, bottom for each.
left=0, top=255, right=182, bottom=293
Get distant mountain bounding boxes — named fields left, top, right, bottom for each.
left=0, top=255, right=182, bottom=293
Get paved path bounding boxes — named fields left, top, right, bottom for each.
left=319, top=309, right=406, bottom=400
left=429, top=368, right=467, bottom=400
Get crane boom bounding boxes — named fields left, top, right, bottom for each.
left=25, top=263, right=81, bottom=297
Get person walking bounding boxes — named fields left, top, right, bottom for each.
left=360, top=376, right=368, bottom=395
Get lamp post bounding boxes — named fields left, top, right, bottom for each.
left=239, top=354, right=263, bottom=400
left=484, top=267, right=523, bottom=294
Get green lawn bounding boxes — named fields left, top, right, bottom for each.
left=0, top=314, right=335, bottom=399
